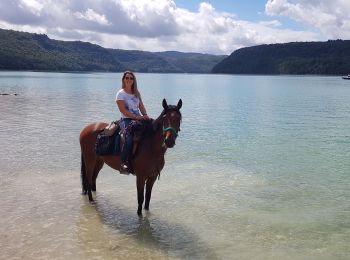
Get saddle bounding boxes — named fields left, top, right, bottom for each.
left=95, top=120, right=148, bottom=157
left=95, top=121, right=120, bottom=156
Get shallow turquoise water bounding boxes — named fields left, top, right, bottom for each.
left=0, top=72, right=349, bottom=259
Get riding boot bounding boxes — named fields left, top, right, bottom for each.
left=120, top=134, right=133, bottom=174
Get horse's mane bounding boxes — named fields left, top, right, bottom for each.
left=141, top=119, right=157, bottom=138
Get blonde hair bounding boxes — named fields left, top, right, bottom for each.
left=122, top=71, right=140, bottom=98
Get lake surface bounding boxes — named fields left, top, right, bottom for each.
left=0, top=71, right=349, bottom=259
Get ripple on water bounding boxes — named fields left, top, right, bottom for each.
left=1, top=72, right=350, bottom=259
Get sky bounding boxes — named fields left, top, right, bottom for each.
left=0, top=0, right=349, bottom=55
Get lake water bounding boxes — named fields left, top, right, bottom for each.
left=0, top=71, right=349, bottom=259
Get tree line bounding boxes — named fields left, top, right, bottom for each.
left=0, top=28, right=225, bottom=73
left=212, top=40, right=350, bottom=75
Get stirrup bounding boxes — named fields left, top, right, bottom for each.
left=120, top=164, right=130, bottom=175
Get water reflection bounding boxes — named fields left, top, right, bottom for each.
left=77, top=196, right=219, bottom=259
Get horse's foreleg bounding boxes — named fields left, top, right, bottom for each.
left=136, top=177, right=146, bottom=216
left=145, top=176, right=156, bottom=211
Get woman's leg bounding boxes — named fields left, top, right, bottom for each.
left=120, top=118, right=132, bottom=171
left=122, top=133, right=133, bottom=166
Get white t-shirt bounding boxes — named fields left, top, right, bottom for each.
left=116, top=89, right=141, bottom=118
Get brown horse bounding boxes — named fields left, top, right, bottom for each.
left=79, top=99, right=182, bottom=215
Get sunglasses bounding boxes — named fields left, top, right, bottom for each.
left=124, top=76, right=134, bottom=80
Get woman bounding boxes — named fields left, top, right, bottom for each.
left=116, top=71, right=149, bottom=173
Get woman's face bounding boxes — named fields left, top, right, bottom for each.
left=123, top=73, right=134, bottom=86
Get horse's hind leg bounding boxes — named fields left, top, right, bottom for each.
left=86, top=169, right=94, bottom=202
left=81, top=154, right=88, bottom=195
left=82, top=154, right=98, bottom=202
left=92, top=158, right=104, bottom=192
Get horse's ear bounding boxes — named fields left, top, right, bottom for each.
left=162, top=99, right=168, bottom=110
left=177, top=99, right=182, bottom=110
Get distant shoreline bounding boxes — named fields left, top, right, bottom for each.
left=2, top=28, right=349, bottom=75
left=0, top=69, right=346, bottom=77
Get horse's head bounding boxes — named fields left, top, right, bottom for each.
left=161, top=98, right=182, bottom=148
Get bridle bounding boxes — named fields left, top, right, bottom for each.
left=163, top=126, right=178, bottom=136
left=161, top=108, right=181, bottom=147
left=162, top=109, right=181, bottom=136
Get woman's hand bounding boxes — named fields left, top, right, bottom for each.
left=134, top=115, right=149, bottom=120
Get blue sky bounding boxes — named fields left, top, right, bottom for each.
left=0, top=0, right=349, bottom=55
left=177, top=0, right=267, bottom=20
left=176, top=0, right=304, bottom=30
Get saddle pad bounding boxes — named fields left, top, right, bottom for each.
left=95, top=132, right=120, bottom=156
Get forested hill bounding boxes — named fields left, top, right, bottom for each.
left=212, top=40, right=350, bottom=75
left=0, top=28, right=226, bottom=73
left=0, top=29, right=125, bottom=72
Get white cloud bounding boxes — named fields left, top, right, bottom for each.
left=0, top=0, right=348, bottom=54
left=74, top=8, right=110, bottom=26
left=259, top=20, right=282, bottom=27
left=19, top=0, right=44, bottom=16
left=265, top=0, right=350, bottom=39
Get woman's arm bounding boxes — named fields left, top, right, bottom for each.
left=139, top=99, right=148, bottom=116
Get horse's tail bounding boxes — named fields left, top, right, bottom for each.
left=81, top=154, right=88, bottom=194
